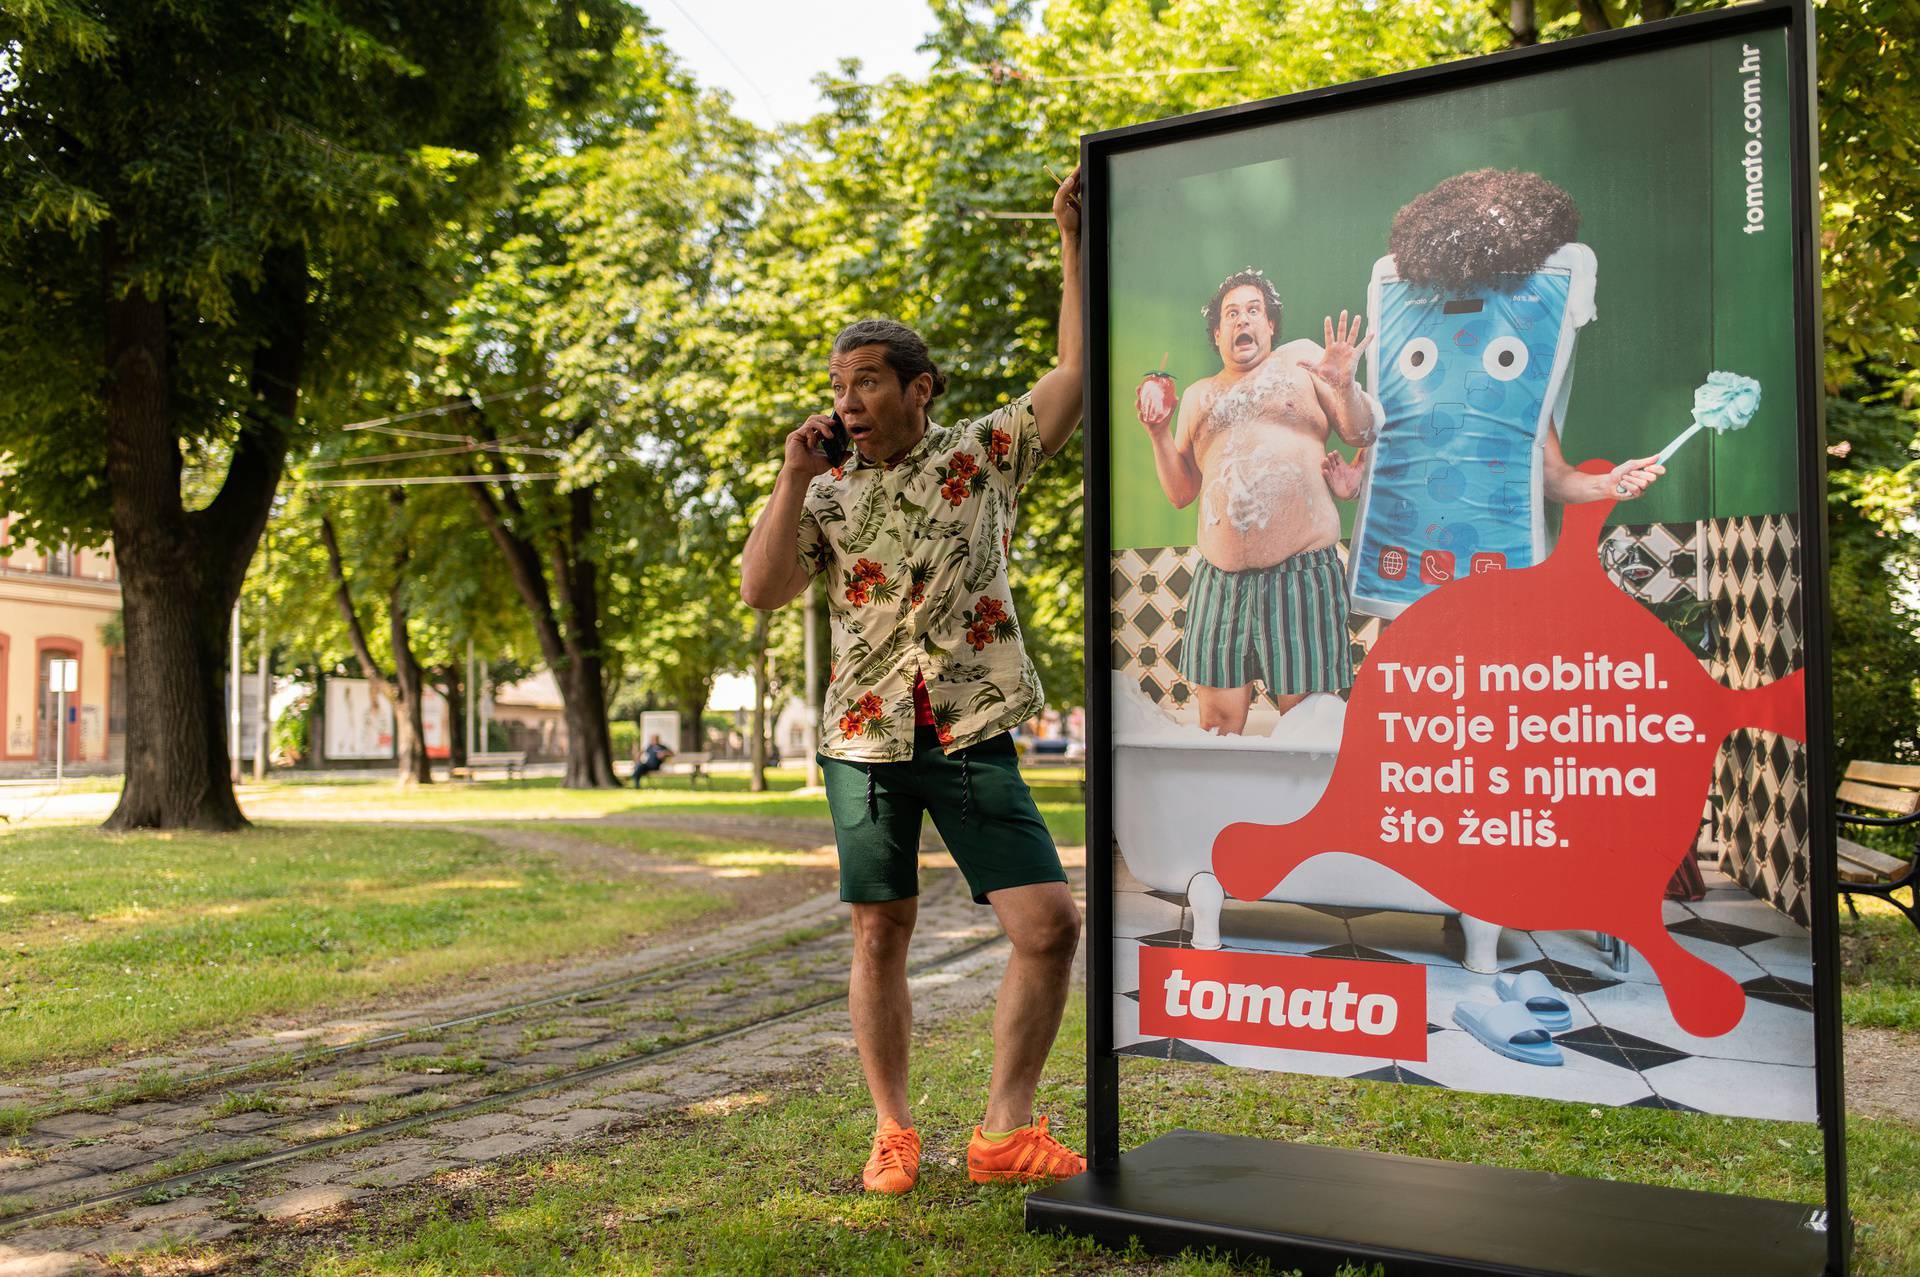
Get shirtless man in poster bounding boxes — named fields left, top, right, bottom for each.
left=1136, top=269, right=1381, bottom=735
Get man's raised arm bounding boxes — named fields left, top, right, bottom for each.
left=1031, top=166, right=1085, bottom=457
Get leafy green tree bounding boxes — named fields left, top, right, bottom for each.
left=420, top=37, right=758, bottom=786
left=318, top=492, right=434, bottom=784
left=0, top=0, right=624, bottom=827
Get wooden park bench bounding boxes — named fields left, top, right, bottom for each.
left=449, top=751, right=527, bottom=782
left=1836, top=759, right=1919, bottom=930
left=636, top=751, right=711, bottom=788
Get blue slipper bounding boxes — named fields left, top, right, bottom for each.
left=1452, top=1000, right=1563, bottom=1067
left=1494, top=969, right=1574, bottom=1032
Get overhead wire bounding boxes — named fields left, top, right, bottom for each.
left=315, top=439, right=565, bottom=468
left=338, top=382, right=553, bottom=432
left=656, top=0, right=780, bottom=119
left=825, top=62, right=1237, bottom=90
left=303, top=472, right=565, bottom=489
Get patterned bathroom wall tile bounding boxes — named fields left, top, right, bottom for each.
left=1702, top=514, right=1810, bottom=926
left=1601, top=520, right=1716, bottom=657
left=1110, top=545, right=1378, bottom=716
left=1599, top=520, right=1705, bottom=607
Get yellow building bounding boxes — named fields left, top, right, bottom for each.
left=0, top=515, right=123, bottom=769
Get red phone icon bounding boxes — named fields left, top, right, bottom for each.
left=1419, top=550, right=1455, bottom=584
left=1379, top=546, right=1408, bottom=580
left=1470, top=552, right=1507, bottom=575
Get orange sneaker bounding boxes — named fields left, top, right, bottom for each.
left=966, top=1115, right=1086, bottom=1184
left=862, top=1117, right=921, bottom=1194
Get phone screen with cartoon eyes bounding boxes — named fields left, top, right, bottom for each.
left=1398, top=336, right=1440, bottom=381
left=1483, top=336, right=1529, bottom=381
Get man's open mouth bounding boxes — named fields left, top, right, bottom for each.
left=1234, top=334, right=1256, bottom=351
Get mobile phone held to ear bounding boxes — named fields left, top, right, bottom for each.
left=813, top=412, right=850, bottom=468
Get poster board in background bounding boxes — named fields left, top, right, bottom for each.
left=640, top=710, right=683, bottom=756
left=323, top=678, right=450, bottom=761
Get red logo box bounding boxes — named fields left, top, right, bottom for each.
left=1470, top=551, right=1507, bottom=575
left=1379, top=545, right=1408, bottom=580
left=1419, top=549, right=1455, bottom=584
left=1138, top=946, right=1428, bottom=1061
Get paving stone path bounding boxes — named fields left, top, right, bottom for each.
left=0, top=819, right=1042, bottom=1275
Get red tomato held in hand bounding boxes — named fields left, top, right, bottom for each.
left=1136, top=372, right=1176, bottom=428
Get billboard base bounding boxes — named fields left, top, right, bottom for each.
left=1026, top=1129, right=1833, bottom=1276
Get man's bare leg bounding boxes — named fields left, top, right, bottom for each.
left=981, top=880, right=1082, bottom=1131
left=1271, top=691, right=1308, bottom=716
left=1195, top=683, right=1256, bottom=735
left=850, top=897, right=918, bottom=1130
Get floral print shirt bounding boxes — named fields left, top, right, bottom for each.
left=797, top=391, right=1050, bottom=762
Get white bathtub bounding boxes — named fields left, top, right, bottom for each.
left=1111, top=679, right=1503, bottom=972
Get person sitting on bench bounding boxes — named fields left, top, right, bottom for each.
left=634, top=734, right=674, bottom=779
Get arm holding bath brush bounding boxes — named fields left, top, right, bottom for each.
left=1543, top=371, right=1760, bottom=504
left=1544, top=431, right=1664, bottom=504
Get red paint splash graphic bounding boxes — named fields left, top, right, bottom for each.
left=1211, top=462, right=1804, bottom=1037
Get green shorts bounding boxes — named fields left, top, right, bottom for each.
left=1174, top=545, right=1355, bottom=694
left=820, top=726, right=1066, bottom=905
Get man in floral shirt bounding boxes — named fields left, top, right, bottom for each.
left=741, top=168, right=1087, bottom=1195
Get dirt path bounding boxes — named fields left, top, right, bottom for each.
left=443, top=820, right=839, bottom=921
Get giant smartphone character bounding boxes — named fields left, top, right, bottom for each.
left=1344, top=169, right=1660, bottom=619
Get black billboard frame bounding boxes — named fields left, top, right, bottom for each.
left=1031, top=2, right=1845, bottom=1273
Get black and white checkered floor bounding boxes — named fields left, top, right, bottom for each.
left=1113, top=862, right=1815, bottom=1121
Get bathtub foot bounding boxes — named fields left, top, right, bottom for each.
left=1186, top=872, right=1225, bottom=950
left=1459, top=914, right=1501, bottom=974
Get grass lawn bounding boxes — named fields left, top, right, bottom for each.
left=1842, top=897, right=1920, bottom=1030
left=0, top=824, right=730, bottom=1079
left=234, top=766, right=1089, bottom=844
left=221, top=992, right=1919, bottom=1277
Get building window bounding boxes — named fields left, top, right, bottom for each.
left=46, top=544, right=74, bottom=576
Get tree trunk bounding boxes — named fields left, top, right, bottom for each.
left=557, top=660, right=620, bottom=786
left=749, top=610, right=769, bottom=792
left=1509, top=0, right=1537, bottom=46
left=103, top=231, right=303, bottom=831
left=387, top=573, right=432, bottom=785
left=311, top=665, right=326, bottom=770
left=677, top=680, right=709, bottom=755
left=1574, top=0, right=1613, bottom=34
left=441, top=662, right=468, bottom=771
left=463, top=457, right=620, bottom=788
left=318, top=511, right=430, bottom=786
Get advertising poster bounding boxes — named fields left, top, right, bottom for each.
left=323, top=678, right=450, bottom=761
left=1105, top=28, right=1816, bottom=1120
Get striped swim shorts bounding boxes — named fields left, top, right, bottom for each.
left=1173, top=544, right=1355, bottom=694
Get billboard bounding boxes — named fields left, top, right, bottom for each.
left=1097, top=20, right=1822, bottom=1122
left=323, top=677, right=449, bottom=761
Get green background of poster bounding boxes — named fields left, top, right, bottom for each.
left=1105, top=29, right=1796, bottom=550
